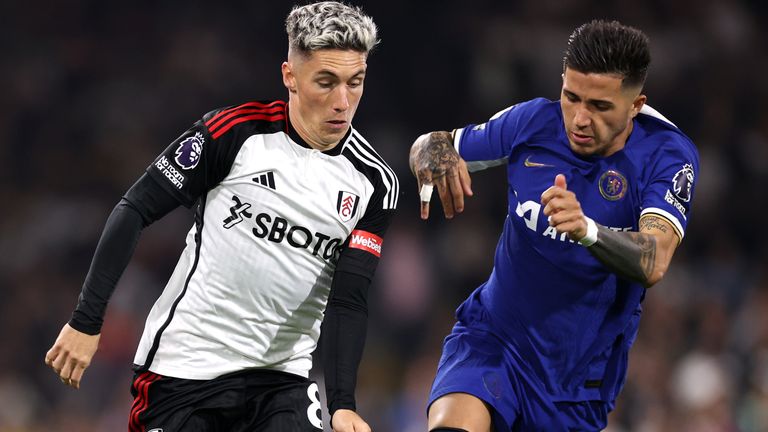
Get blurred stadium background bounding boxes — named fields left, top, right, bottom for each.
left=1, top=0, right=767, bottom=430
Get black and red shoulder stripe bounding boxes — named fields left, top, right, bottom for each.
left=205, top=100, right=286, bottom=139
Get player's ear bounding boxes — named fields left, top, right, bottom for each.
left=282, top=61, right=297, bottom=93
left=631, top=94, right=647, bottom=118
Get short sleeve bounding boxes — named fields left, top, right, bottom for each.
left=639, top=136, right=700, bottom=241
left=453, top=98, right=548, bottom=171
left=146, top=104, right=276, bottom=208
left=146, top=121, right=214, bottom=207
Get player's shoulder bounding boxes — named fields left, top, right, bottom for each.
left=340, top=128, right=399, bottom=209
left=496, top=97, right=562, bottom=140
left=636, top=105, right=699, bottom=161
left=490, top=97, right=555, bottom=121
left=202, top=100, right=287, bottom=141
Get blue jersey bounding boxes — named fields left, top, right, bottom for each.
left=453, top=98, right=699, bottom=403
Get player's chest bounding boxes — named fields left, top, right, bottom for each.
left=507, top=145, right=639, bottom=234
left=211, top=137, right=370, bottom=236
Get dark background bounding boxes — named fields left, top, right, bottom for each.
left=2, top=1, right=767, bottom=430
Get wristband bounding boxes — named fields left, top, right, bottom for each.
left=578, top=216, right=598, bottom=247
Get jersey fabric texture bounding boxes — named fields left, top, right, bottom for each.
left=129, top=369, right=324, bottom=431
left=133, top=100, right=398, bottom=380
left=429, top=98, right=699, bottom=429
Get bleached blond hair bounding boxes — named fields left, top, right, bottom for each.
left=286, top=2, right=379, bottom=54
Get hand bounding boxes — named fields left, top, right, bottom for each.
left=540, top=174, right=588, bottom=241
left=409, top=132, right=473, bottom=220
left=44, top=323, right=100, bottom=389
left=331, top=409, right=371, bottom=432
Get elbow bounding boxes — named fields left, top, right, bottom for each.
left=643, top=264, right=668, bottom=288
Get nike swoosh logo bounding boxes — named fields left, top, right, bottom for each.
left=524, top=156, right=554, bottom=168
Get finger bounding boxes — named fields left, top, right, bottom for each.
left=435, top=176, right=455, bottom=219
left=543, top=197, right=567, bottom=216
left=548, top=209, right=586, bottom=231
left=446, top=170, right=465, bottom=214
left=51, top=351, right=67, bottom=374
left=59, top=357, right=75, bottom=381
left=555, top=173, right=567, bottom=190
left=552, top=220, right=583, bottom=239
left=419, top=183, right=434, bottom=204
left=45, top=346, right=58, bottom=366
left=70, top=364, right=87, bottom=389
left=540, top=185, right=559, bottom=205
left=545, top=189, right=580, bottom=214
left=419, top=183, right=434, bottom=220
left=417, top=170, right=434, bottom=220
left=417, top=169, right=434, bottom=197
left=459, top=160, right=473, bottom=196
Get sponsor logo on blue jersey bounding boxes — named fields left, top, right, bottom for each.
left=174, top=132, right=204, bottom=170
left=523, top=155, right=554, bottom=168
left=664, top=189, right=687, bottom=216
left=599, top=169, right=628, bottom=201
left=672, top=164, right=694, bottom=202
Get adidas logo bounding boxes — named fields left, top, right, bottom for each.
left=252, top=170, right=276, bottom=190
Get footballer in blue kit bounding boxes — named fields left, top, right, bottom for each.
left=410, top=20, right=699, bottom=431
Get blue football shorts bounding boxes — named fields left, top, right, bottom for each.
left=428, top=322, right=610, bottom=431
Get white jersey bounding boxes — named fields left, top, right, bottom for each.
left=134, top=100, right=398, bottom=379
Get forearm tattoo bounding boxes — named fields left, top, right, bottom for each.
left=587, top=225, right=657, bottom=286
left=410, top=131, right=460, bottom=185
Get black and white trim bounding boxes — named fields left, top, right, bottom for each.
left=343, top=131, right=399, bottom=210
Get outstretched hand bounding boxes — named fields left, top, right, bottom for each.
left=540, top=174, right=589, bottom=241
left=409, top=132, right=473, bottom=220
left=331, top=409, right=371, bottom=432
left=44, top=323, right=100, bottom=389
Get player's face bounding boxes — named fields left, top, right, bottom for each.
left=560, top=68, right=646, bottom=157
left=282, top=49, right=367, bottom=151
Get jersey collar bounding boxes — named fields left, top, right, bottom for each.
left=285, top=103, right=350, bottom=156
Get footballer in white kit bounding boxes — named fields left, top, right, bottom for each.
left=45, top=3, right=395, bottom=431
left=135, top=100, right=397, bottom=382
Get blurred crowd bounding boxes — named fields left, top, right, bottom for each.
left=1, top=0, right=767, bottom=431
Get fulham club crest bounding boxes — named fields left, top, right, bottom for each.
left=336, top=191, right=359, bottom=222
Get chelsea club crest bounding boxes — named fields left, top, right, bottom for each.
left=599, top=169, right=628, bottom=201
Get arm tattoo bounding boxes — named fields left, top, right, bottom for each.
left=410, top=131, right=460, bottom=185
left=587, top=225, right=657, bottom=287
left=639, top=215, right=668, bottom=234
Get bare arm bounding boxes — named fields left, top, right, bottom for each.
left=587, top=215, right=678, bottom=287
left=541, top=174, right=680, bottom=288
left=409, top=131, right=473, bottom=219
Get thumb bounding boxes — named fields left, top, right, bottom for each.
left=554, top=174, right=567, bottom=190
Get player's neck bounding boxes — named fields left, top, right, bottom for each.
left=287, top=104, right=341, bottom=152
